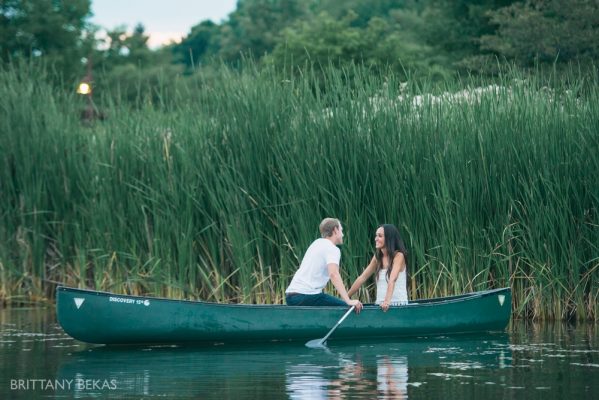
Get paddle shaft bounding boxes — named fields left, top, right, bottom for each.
left=319, top=305, right=355, bottom=343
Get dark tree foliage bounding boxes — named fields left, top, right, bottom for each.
left=217, top=0, right=309, bottom=62
left=3, top=0, right=598, bottom=86
left=0, top=0, right=92, bottom=79
left=481, top=0, right=599, bottom=65
left=173, top=20, right=220, bottom=67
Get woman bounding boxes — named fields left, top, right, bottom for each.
left=348, top=224, right=409, bottom=311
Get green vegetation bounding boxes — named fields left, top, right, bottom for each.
left=3, top=1, right=599, bottom=88
left=1, top=0, right=598, bottom=320
left=0, top=61, right=597, bottom=321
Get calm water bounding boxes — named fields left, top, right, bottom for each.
left=0, top=307, right=597, bottom=399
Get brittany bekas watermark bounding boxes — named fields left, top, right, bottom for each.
left=10, top=378, right=117, bottom=392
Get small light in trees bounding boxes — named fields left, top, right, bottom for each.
left=77, top=82, right=91, bottom=95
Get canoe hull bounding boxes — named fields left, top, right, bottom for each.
left=56, top=286, right=511, bottom=345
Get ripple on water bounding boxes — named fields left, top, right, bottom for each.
left=425, top=347, right=462, bottom=354
left=7, top=332, right=63, bottom=337
left=508, top=343, right=558, bottom=352
left=559, top=349, right=599, bottom=354
left=570, top=363, right=599, bottom=368
left=441, top=361, right=485, bottom=370
left=428, top=372, right=473, bottom=380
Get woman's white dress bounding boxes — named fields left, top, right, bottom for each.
left=375, top=267, right=408, bottom=305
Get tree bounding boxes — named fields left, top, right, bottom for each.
left=0, top=0, right=92, bottom=79
left=174, top=20, right=221, bottom=68
left=123, top=23, right=153, bottom=65
left=481, top=0, right=599, bottom=66
left=92, top=23, right=179, bottom=106
left=402, top=0, right=520, bottom=72
left=217, top=0, right=309, bottom=62
left=95, top=23, right=157, bottom=70
left=313, top=0, right=415, bottom=27
left=270, top=10, right=449, bottom=79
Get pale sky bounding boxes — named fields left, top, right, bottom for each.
left=90, top=0, right=238, bottom=48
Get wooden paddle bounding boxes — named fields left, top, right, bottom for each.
left=305, top=305, right=356, bottom=348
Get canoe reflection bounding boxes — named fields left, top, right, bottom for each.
left=58, top=334, right=509, bottom=398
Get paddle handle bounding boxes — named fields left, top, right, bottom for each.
left=321, top=305, right=355, bottom=343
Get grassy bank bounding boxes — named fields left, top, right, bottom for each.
left=0, top=63, right=597, bottom=320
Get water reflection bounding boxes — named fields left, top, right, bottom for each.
left=285, top=353, right=409, bottom=399
left=283, top=336, right=508, bottom=399
left=286, top=363, right=329, bottom=399
left=377, top=355, right=408, bottom=398
left=2, top=307, right=598, bottom=400
left=54, top=335, right=508, bottom=399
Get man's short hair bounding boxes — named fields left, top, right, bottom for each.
left=319, top=218, right=340, bottom=238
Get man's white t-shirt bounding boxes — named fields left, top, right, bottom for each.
left=285, top=238, right=341, bottom=294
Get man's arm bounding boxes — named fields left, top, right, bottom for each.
left=328, top=263, right=363, bottom=312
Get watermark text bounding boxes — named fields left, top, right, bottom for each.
left=10, top=378, right=117, bottom=391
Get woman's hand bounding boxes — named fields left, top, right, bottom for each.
left=380, top=301, right=390, bottom=312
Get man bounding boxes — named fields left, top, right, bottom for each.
left=285, top=218, right=363, bottom=312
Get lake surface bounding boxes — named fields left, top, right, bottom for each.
left=0, top=307, right=597, bottom=399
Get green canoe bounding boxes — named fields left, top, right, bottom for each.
left=56, top=286, right=511, bottom=345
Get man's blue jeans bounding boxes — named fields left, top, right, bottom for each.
left=285, top=292, right=347, bottom=306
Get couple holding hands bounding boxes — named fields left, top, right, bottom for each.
left=285, top=218, right=408, bottom=313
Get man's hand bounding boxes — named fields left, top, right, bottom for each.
left=347, top=299, right=363, bottom=313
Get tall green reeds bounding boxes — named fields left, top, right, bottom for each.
left=0, top=62, right=597, bottom=320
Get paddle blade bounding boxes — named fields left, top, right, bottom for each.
left=305, top=305, right=355, bottom=349
left=305, top=338, right=326, bottom=348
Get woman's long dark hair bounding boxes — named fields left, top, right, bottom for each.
left=375, top=224, right=408, bottom=282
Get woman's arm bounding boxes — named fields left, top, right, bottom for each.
left=348, top=256, right=377, bottom=297
left=380, top=252, right=406, bottom=312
